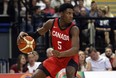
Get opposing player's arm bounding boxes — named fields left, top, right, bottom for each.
left=59, top=26, right=79, bottom=57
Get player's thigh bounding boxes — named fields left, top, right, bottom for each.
left=31, top=69, right=46, bottom=78
left=31, top=64, right=51, bottom=78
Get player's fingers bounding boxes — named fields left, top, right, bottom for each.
left=52, top=50, right=59, bottom=57
left=20, top=32, right=28, bottom=38
left=17, top=32, right=28, bottom=44
left=52, top=50, right=57, bottom=56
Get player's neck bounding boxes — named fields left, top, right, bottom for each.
left=59, top=18, right=71, bottom=29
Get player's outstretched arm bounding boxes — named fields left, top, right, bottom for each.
left=37, top=19, right=54, bottom=36
left=58, top=26, right=80, bottom=57
left=18, top=19, right=54, bottom=40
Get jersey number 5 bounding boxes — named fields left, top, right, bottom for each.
left=58, top=41, right=62, bottom=50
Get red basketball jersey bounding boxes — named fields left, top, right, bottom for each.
left=43, top=18, right=79, bottom=77
left=51, top=18, right=74, bottom=52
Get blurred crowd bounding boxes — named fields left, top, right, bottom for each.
left=0, top=0, right=116, bottom=76
left=9, top=46, right=116, bottom=78
left=0, top=0, right=116, bottom=50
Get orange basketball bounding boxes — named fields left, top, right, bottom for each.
left=17, top=36, right=36, bottom=53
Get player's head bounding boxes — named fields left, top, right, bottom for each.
left=59, top=3, right=74, bottom=23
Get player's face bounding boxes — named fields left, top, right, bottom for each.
left=61, top=8, right=74, bottom=23
left=20, top=55, right=26, bottom=65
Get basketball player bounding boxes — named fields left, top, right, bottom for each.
left=18, top=3, right=79, bottom=78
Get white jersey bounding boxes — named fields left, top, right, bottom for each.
left=27, top=62, right=41, bottom=73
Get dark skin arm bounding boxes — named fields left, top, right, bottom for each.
left=18, top=19, right=54, bottom=39
left=52, top=26, right=80, bottom=57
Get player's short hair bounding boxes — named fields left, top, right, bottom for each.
left=59, top=3, right=74, bottom=12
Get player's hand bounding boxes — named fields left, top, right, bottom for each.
left=52, top=50, right=61, bottom=58
left=17, top=32, right=28, bottom=43
left=20, top=32, right=28, bottom=38
left=46, top=48, right=54, bottom=58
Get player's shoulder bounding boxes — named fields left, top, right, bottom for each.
left=70, top=25, right=79, bottom=33
left=72, top=25, right=79, bottom=30
left=46, top=19, right=54, bottom=24
left=43, top=19, right=55, bottom=29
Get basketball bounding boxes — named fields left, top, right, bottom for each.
left=17, top=36, right=36, bottom=53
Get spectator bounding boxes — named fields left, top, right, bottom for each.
left=95, top=8, right=111, bottom=49
left=20, top=14, right=34, bottom=33
left=29, top=0, right=38, bottom=10
left=31, top=6, right=43, bottom=31
left=0, top=0, right=9, bottom=15
left=43, top=0, right=55, bottom=16
left=50, top=0, right=63, bottom=9
left=33, top=51, right=39, bottom=61
left=78, top=50, right=87, bottom=71
left=86, top=48, right=112, bottom=71
left=89, top=1, right=98, bottom=17
left=78, top=0, right=89, bottom=14
left=52, top=6, right=60, bottom=17
left=76, top=7, right=89, bottom=50
left=63, top=0, right=71, bottom=4
left=64, top=0, right=79, bottom=6
left=114, top=29, right=116, bottom=49
left=36, top=0, right=46, bottom=10
left=71, top=0, right=79, bottom=6
left=10, top=54, right=27, bottom=73
left=74, top=5, right=80, bottom=17
left=104, top=5, right=114, bottom=17
left=84, top=47, right=90, bottom=58
left=7, top=0, right=18, bottom=22
left=27, top=52, right=41, bottom=73
left=101, top=46, right=116, bottom=70
left=112, top=54, right=116, bottom=70
left=83, top=0, right=92, bottom=10
left=101, top=46, right=115, bottom=59
left=0, top=0, right=4, bottom=14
